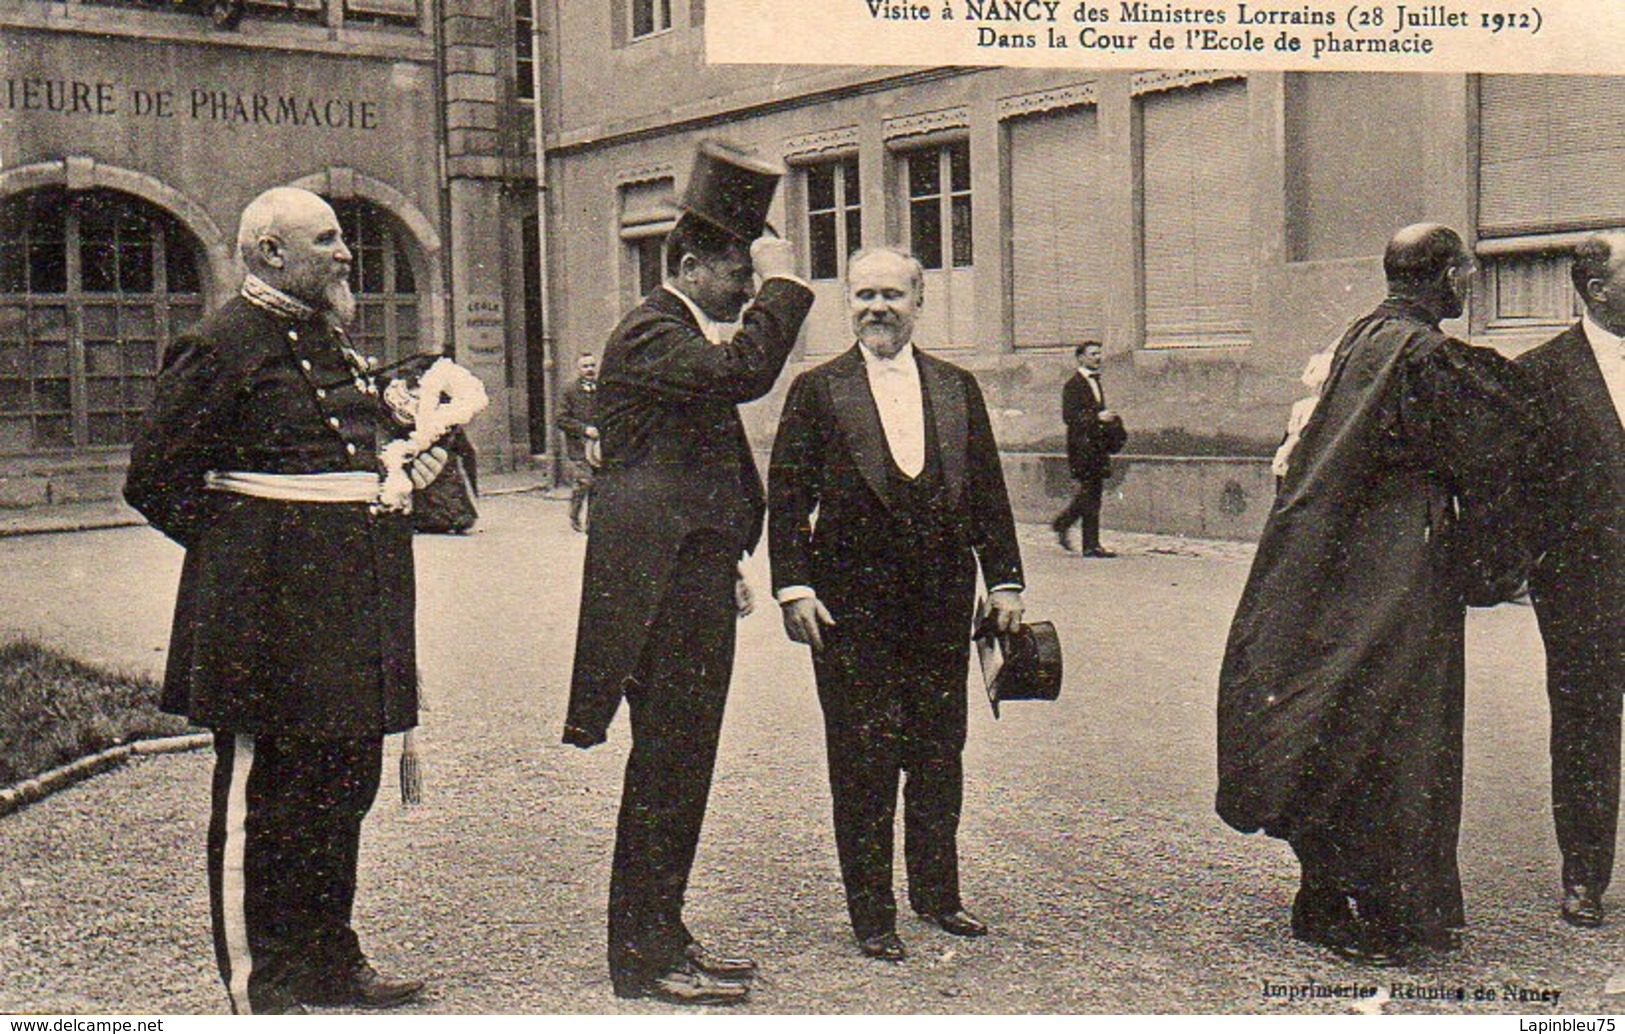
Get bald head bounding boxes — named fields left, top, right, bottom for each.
left=236, top=187, right=354, bottom=318
left=1384, top=224, right=1467, bottom=291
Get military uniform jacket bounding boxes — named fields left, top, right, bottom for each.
left=125, top=295, right=418, bottom=737
left=564, top=280, right=814, bottom=747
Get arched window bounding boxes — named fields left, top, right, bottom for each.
left=330, top=198, right=420, bottom=364
left=0, top=188, right=205, bottom=453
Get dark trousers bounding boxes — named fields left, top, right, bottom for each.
left=1052, top=474, right=1105, bottom=550
left=1550, top=692, right=1623, bottom=894
left=207, top=732, right=382, bottom=1014
left=566, top=459, right=595, bottom=532
left=813, top=629, right=969, bottom=939
left=608, top=531, right=738, bottom=994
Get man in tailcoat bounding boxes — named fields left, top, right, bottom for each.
left=125, top=187, right=441, bottom=1014
left=565, top=208, right=812, bottom=1004
left=1216, top=224, right=1539, bottom=965
left=1051, top=340, right=1126, bottom=556
left=1516, top=231, right=1625, bottom=928
left=769, top=246, right=1025, bottom=961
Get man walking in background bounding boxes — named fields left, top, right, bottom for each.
left=1051, top=341, right=1126, bottom=557
left=1517, top=232, right=1625, bottom=929
left=556, top=352, right=600, bottom=533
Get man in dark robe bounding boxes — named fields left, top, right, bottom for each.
left=1517, top=232, right=1625, bottom=928
left=1216, top=224, right=1539, bottom=964
left=565, top=211, right=812, bottom=1004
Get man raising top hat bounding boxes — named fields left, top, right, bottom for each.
left=565, top=140, right=814, bottom=1005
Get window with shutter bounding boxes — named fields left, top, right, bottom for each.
left=1141, top=79, right=1251, bottom=349
left=1480, top=75, right=1625, bottom=238
left=1008, top=105, right=1105, bottom=350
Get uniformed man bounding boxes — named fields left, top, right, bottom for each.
left=125, top=186, right=443, bottom=1014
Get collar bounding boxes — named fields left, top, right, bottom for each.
left=241, top=274, right=317, bottom=320
left=1078, top=365, right=1099, bottom=378
left=1582, top=312, right=1624, bottom=356
left=858, top=340, right=918, bottom=374
left=662, top=283, right=728, bottom=344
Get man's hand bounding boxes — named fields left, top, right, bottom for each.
left=1098, top=409, right=1120, bottom=423
left=782, top=595, right=836, bottom=653
left=987, top=589, right=1026, bottom=635
left=750, top=236, right=797, bottom=281
left=735, top=570, right=755, bottom=619
left=408, top=445, right=450, bottom=491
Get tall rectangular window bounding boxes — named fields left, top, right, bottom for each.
left=620, top=178, right=676, bottom=307
left=1007, top=105, right=1105, bottom=349
left=514, top=0, right=535, bottom=101
left=804, top=157, right=861, bottom=281
left=630, top=0, right=672, bottom=38
left=905, top=141, right=972, bottom=271
left=1141, top=79, right=1251, bottom=348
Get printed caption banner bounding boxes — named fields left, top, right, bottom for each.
left=705, top=0, right=1623, bottom=74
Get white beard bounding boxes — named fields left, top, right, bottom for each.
left=324, top=278, right=358, bottom=327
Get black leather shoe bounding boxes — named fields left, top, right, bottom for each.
left=1054, top=528, right=1075, bottom=552
left=1081, top=547, right=1118, bottom=558
left=923, top=908, right=988, bottom=937
left=1563, top=885, right=1605, bottom=928
left=859, top=931, right=907, bottom=961
left=621, top=961, right=750, bottom=1005
left=684, top=941, right=757, bottom=979
left=298, top=960, right=425, bottom=1009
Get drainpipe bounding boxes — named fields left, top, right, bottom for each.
left=527, top=0, right=557, bottom=474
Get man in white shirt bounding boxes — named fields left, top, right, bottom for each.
left=1516, top=230, right=1625, bottom=929
left=768, top=246, right=1025, bottom=961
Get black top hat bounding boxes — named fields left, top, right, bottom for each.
left=680, top=139, right=785, bottom=244
left=974, top=619, right=1063, bottom=719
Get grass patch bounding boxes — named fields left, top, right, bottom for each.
left=0, top=637, right=192, bottom=787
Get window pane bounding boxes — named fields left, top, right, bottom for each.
left=33, top=344, right=69, bottom=378
left=397, top=305, right=418, bottom=339
left=125, top=377, right=155, bottom=412
left=908, top=151, right=940, bottom=198
left=36, top=415, right=72, bottom=448
left=0, top=344, right=25, bottom=379
left=843, top=159, right=861, bottom=203
left=359, top=244, right=387, bottom=294
left=86, top=342, right=121, bottom=376
left=0, top=381, right=28, bottom=413
left=166, top=231, right=202, bottom=293
left=32, top=307, right=69, bottom=340
left=82, top=305, right=118, bottom=339
left=637, top=237, right=664, bottom=296
left=119, top=242, right=154, bottom=293
left=948, top=140, right=971, bottom=191
left=0, top=246, right=23, bottom=294
left=36, top=378, right=70, bottom=411
left=125, top=340, right=160, bottom=375
left=633, top=0, right=654, bottom=35
left=87, top=412, right=124, bottom=446
left=29, top=243, right=66, bottom=294
left=951, top=195, right=973, bottom=268
left=807, top=164, right=835, bottom=212
left=393, top=241, right=416, bottom=292
left=87, top=378, right=122, bottom=410
left=81, top=245, right=118, bottom=293
left=911, top=198, right=943, bottom=269
left=846, top=208, right=862, bottom=256
left=809, top=211, right=838, bottom=280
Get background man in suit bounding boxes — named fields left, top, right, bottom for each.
left=556, top=352, right=599, bottom=532
left=566, top=198, right=813, bottom=1003
left=1517, top=231, right=1625, bottom=928
left=769, top=246, right=1025, bottom=962
left=125, top=187, right=441, bottom=1014
left=1051, top=340, right=1127, bottom=557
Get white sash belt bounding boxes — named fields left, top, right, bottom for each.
left=205, top=470, right=380, bottom=503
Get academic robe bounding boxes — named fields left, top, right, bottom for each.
left=1216, top=298, right=1538, bottom=940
